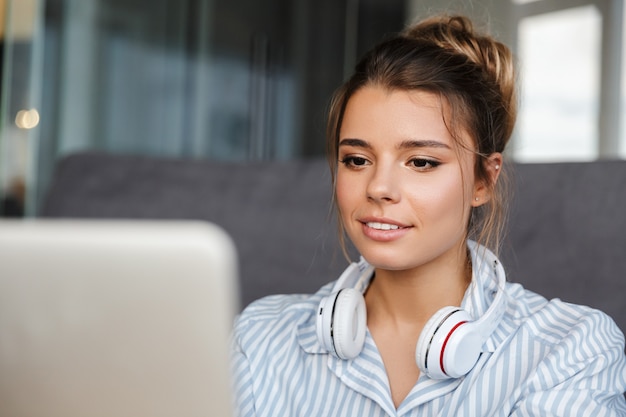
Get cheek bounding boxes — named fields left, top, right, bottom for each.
left=408, top=170, right=472, bottom=220
left=335, top=172, right=354, bottom=218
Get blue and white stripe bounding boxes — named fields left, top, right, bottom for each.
left=231, top=245, right=626, bottom=417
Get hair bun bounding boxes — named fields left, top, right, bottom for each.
left=404, top=15, right=517, bottom=139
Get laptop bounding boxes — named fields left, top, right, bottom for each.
left=0, top=219, right=239, bottom=417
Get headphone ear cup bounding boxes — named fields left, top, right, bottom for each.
left=331, top=288, right=366, bottom=360
left=416, top=306, right=480, bottom=379
left=316, top=293, right=337, bottom=354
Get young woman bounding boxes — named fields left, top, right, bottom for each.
left=231, top=15, right=626, bottom=416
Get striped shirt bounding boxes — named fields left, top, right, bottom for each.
left=231, top=244, right=626, bottom=416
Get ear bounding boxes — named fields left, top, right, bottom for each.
left=471, top=153, right=502, bottom=207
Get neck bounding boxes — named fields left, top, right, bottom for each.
left=364, top=248, right=472, bottom=327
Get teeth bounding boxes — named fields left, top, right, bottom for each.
left=367, top=222, right=400, bottom=230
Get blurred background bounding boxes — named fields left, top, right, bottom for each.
left=1, top=0, right=625, bottom=217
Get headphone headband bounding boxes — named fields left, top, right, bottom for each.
left=331, top=256, right=374, bottom=294
left=466, top=241, right=507, bottom=341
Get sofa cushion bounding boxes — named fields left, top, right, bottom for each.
left=502, top=160, right=626, bottom=333
left=41, top=152, right=352, bottom=308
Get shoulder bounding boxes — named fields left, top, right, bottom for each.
left=505, top=281, right=624, bottom=350
left=502, top=283, right=626, bottom=401
left=232, top=282, right=334, bottom=352
left=528, top=297, right=625, bottom=374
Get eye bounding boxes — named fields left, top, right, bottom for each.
left=340, top=156, right=370, bottom=168
left=409, top=158, right=440, bottom=170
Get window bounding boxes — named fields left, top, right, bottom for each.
left=514, top=5, right=601, bottom=162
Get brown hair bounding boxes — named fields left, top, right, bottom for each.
left=326, top=15, right=517, bottom=254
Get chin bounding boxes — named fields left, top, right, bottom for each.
left=357, top=247, right=411, bottom=271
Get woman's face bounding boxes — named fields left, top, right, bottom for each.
left=336, top=86, right=483, bottom=272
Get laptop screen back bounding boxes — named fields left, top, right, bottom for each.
left=0, top=220, right=239, bottom=417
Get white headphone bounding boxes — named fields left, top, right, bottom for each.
left=315, top=242, right=507, bottom=380
left=315, top=257, right=374, bottom=360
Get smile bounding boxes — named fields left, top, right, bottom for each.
left=366, top=222, right=400, bottom=230
left=360, top=220, right=411, bottom=242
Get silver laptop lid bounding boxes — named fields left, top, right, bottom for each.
left=0, top=219, right=239, bottom=417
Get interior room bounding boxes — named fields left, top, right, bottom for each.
left=1, top=0, right=625, bottom=325
left=1, top=0, right=625, bottom=320
left=2, top=0, right=625, bottom=214
left=1, top=0, right=626, bottom=414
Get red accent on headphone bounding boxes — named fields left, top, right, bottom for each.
left=440, top=320, right=468, bottom=376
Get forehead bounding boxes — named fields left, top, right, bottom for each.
left=340, top=86, right=473, bottom=149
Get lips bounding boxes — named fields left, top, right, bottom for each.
left=359, top=218, right=412, bottom=242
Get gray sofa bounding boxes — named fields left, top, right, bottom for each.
left=41, top=152, right=626, bottom=334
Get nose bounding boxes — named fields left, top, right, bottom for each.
left=366, top=163, right=400, bottom=204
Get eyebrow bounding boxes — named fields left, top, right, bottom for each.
left=398, top=139, right=451, bottom=150
left=338, top=138, right=451, bottom=150
left=338, top=138, right=372, bottom=149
